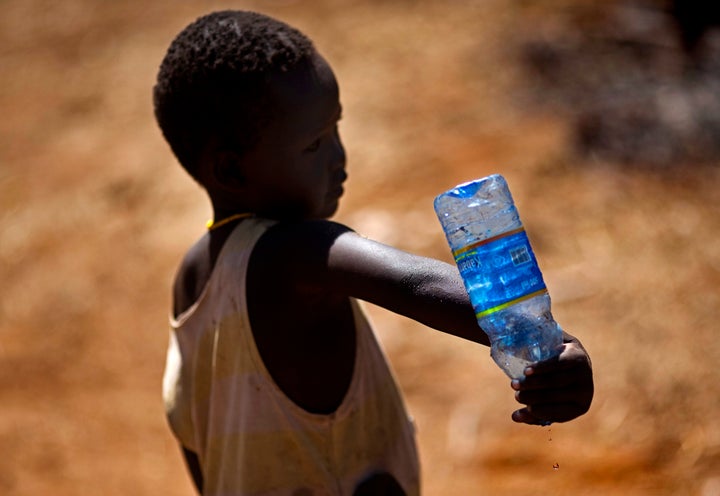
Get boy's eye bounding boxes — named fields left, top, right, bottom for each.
left=304, top=138, right=321, bottom=153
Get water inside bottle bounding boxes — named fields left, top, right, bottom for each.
left=490, top=347, right=534, bottom=379
left=482, top=305, right=562, bottom=378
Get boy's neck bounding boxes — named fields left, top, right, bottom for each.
left=206, top=212, right=253, bottom=231
left=209, top=194, right=255, bottom=226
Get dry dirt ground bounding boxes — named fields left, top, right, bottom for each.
left=2, top=1, right=720, bottom=495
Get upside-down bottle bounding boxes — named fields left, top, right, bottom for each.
left=434, top=174, right=563, bottom=379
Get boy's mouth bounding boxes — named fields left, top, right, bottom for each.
left=329, top=171, right=347, bottom=198
left=329, top=184, right=344, bottom=199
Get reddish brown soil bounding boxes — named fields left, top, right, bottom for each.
left=2, top=1, right=719, bottom=495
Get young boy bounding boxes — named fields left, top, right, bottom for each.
left=154, top=10, right=593, bottom=496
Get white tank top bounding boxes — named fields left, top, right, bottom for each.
left=163, top=218, right=420, bottom=495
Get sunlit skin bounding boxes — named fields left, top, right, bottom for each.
left=172, top=47, right=594, bottom=492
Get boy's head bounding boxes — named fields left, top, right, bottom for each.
left=154, top=10, right=347, bottom=221
left=153, top=10, right=315, bottom=182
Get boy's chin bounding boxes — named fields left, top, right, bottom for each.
left=320, top=199, right=340, bottom=219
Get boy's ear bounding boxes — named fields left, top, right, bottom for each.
left=212, top=150, right=245, bottom=189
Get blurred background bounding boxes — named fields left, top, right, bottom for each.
left=1, top=0, right=719, bottom=494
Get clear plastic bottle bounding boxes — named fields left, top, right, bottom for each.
left=434, top=174, right=563, bottom=379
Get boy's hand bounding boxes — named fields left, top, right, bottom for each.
left=510, top=336, right=593, bottom=425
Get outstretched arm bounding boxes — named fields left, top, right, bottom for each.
left=258, top=220, right=488, bottom=345
left=322, top=225, right=594, bottom=424
left=324, top=225, right=491, bottom=345
left=257, top=220, right=593, bottom=423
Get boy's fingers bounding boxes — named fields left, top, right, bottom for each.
left=511, top=407, right=553, bottom=425
left=514, top=387, right=580, bottom=405
left=514, top=375, right=594, bottom=407
left=511, top=408, right=541, bottom=425
left=514, top=368, right=590, bottom=391
left=527, top=402, right=590, bottom=423
left=512, top=402, right=590, bottom=425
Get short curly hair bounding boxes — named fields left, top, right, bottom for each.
left=153, top=10, right=315, bottom=181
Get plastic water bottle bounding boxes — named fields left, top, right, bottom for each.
left=433, top=174, right=563, bottom=379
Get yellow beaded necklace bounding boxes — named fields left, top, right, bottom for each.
left=206, top=213, right=253, bottom=231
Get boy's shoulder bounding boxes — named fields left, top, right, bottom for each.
left=249, top=219, right=355, bottom=286
left=256, top=219, right=354, bottom=254
left=172, top=219, right=355, bottom=316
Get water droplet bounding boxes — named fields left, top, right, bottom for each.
left=552, top=463, right=560, bottom=471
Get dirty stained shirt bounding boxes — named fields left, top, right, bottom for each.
left=163, top=218, right=420, bottom=495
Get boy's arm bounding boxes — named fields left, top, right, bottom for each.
left=262, top=220, right=488, bottom=345
left=328, top=228, right=491, bottom=344
left=257, top=220, right=593, bottom=424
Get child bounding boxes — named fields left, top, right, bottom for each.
left=154, top=10, right=593, bottom=496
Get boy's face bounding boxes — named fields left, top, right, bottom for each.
left=238, top=51, right=346, bottom=220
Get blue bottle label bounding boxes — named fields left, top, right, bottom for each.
left=453, top=228, right=547, bottom=318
